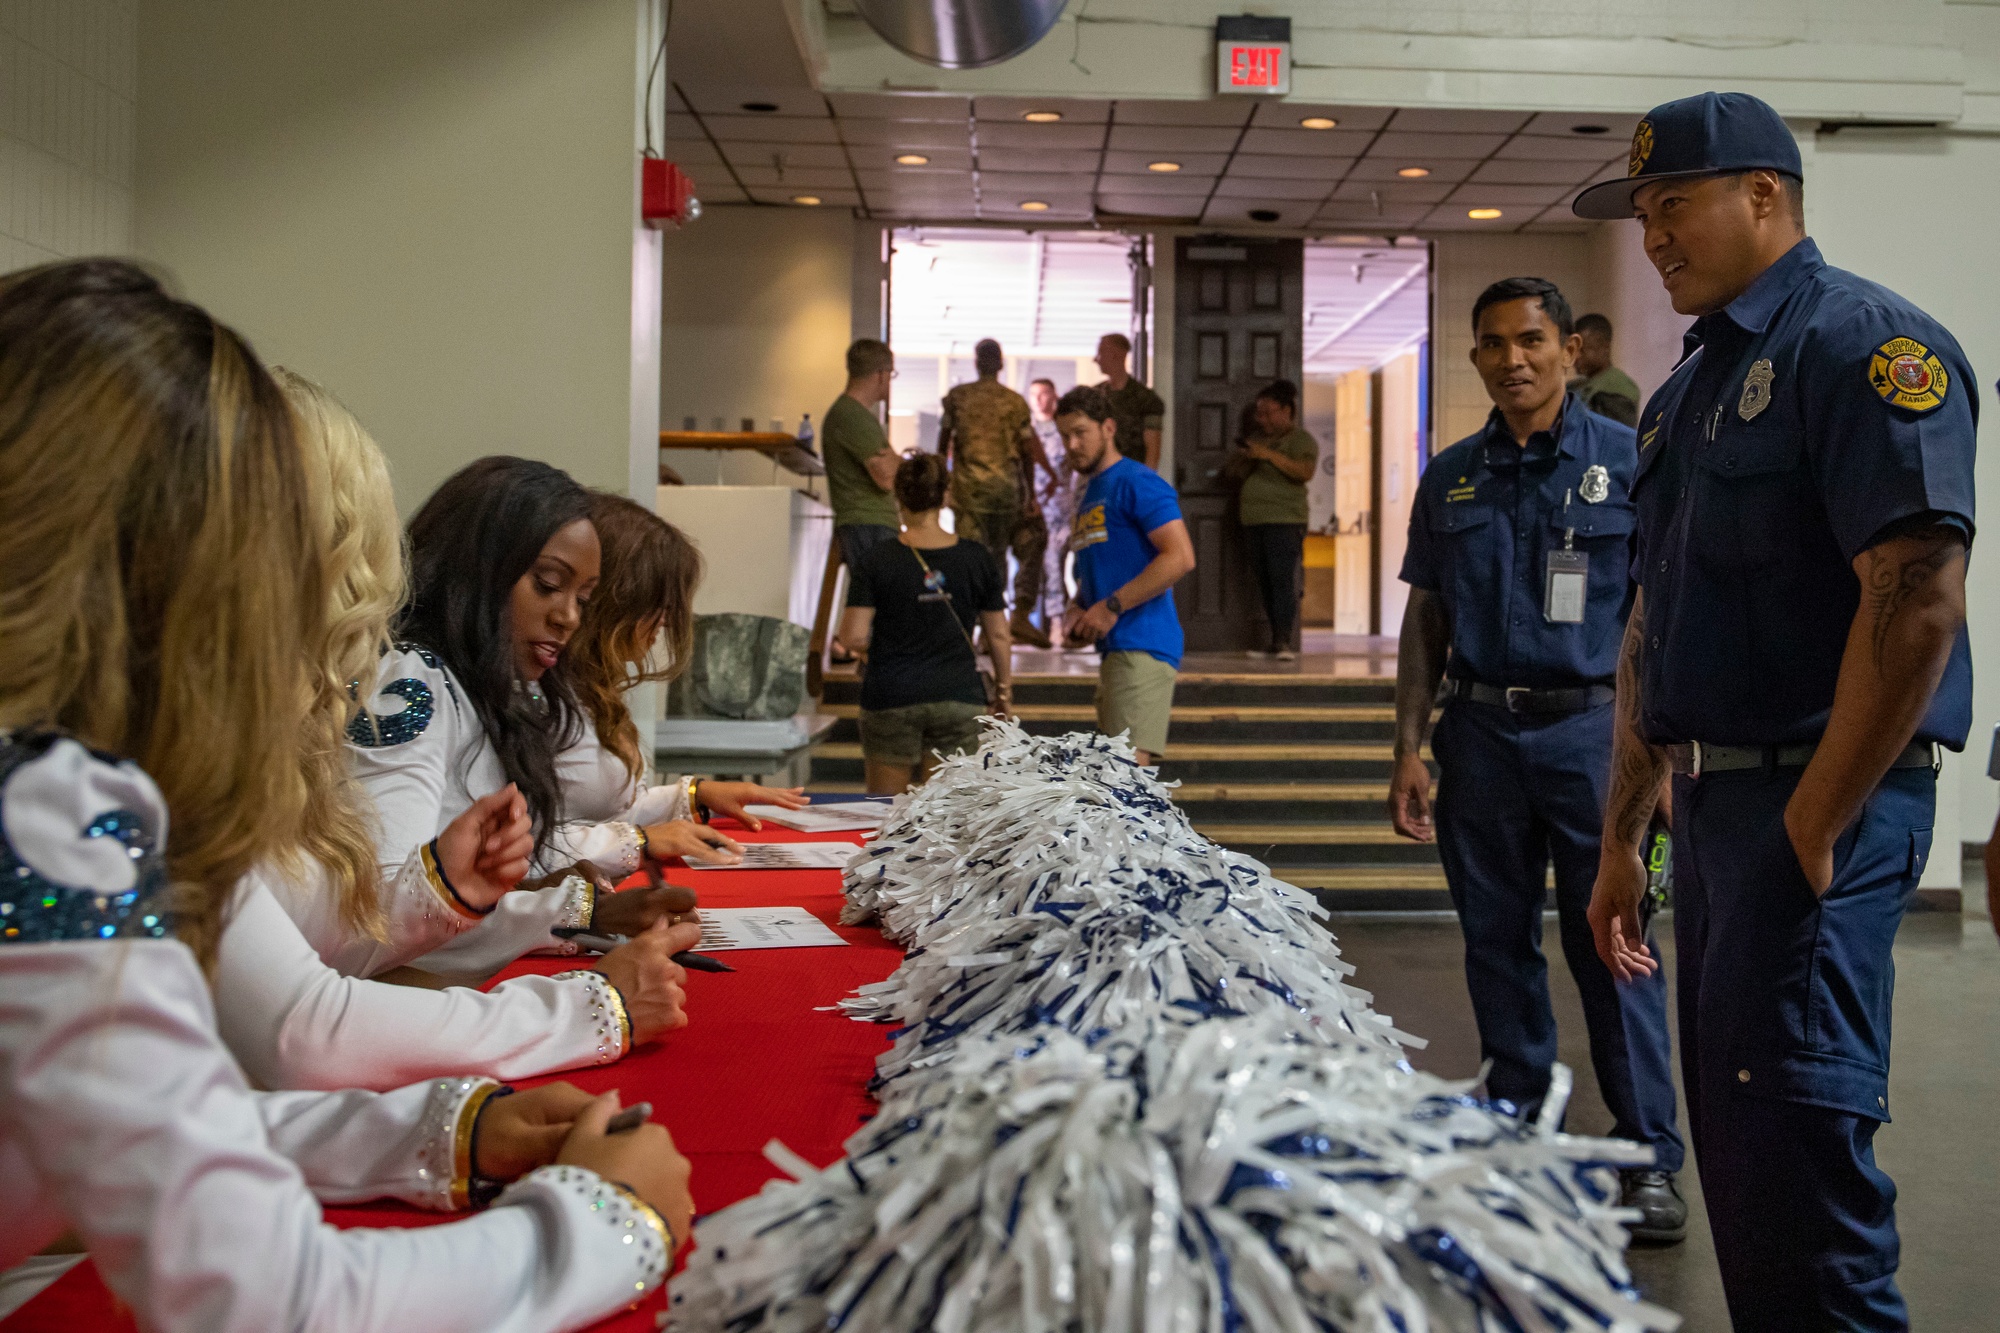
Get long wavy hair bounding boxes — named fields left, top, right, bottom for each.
left=273, top=368, right=404, bottom=941
left=401, top=457, right=592, bottom=852
left=0, top=259, right=325, bottom=969
left=568, top=494, right=702, bottom=783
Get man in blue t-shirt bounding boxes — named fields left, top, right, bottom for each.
left=1055, top=384, right=1196, bottom=764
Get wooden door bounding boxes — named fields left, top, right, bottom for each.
left=1171, top=237, right=1304, bottom=653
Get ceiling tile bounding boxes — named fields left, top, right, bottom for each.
left=855, top=167, right=976, bottom=190
left=1211, top=176, right=1331, bottom=201
left=703, top=114, right=841, bottom=144
left=1330, top=178, right=1454, bottom=205
left=837, top=120, right=970, bottom=148
left=1469, top=158, right=1603, bottom=185
left=825, top=92, right=970, bottom=121
left=1095, top=172, right=1217, bottom=197
left=1226, top=153, right=1352, bottom=182
left=1493, top=134, right=1629, bottom=162
left=1105, top=124, right=1242, bottom=153
left=1344, top=158, right=1475, bottom=184
left=1113, top=99, right=1254, bottom=127
left=1238, top=127, right=1377, bottom=156
left=853, top=147, right=974, bottom=172
left=976, top=121, right=1107, bottom=150
left=719, top=142, right=849, bottom=170
left=974, top=96, right=1111, bottom=124
left=1096, top=194, right=1203, bottom=218
left=1519, top=111, right=1641, bottom=139
left=977, top=169, right=1100, bottom=194
left=976, top=147, right=1101, bottom=173
left=731, top=165, right=856, bottom=188
left=693, top=182, right=749, bottom=205
left=1364, top=131, right=1508, bottom=160
left=1446, top=182, right=1571, bottom=206
left=1418, top=208, right=1524, bottom=231
left=745, top=187, right=860, bottom=206
left=1385, top=107, right=1532, bottom=134
left=676, top=85, right=828, bottom=119
left=1101, top=149, right=1230, bottom=175
left=1311, top=201, right=1433, bottom=226
left=663, top=112, right=705, bottom=141
left=1201, top=197, right=1318, bottom=227
left=1249, top=102, right=1395, bottom=131
left=658, top=138, right=722, bottom=167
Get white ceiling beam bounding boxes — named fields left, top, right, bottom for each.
left=1304, top=264, right=1426, bottom=363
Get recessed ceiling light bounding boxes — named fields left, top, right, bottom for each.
left=1467, top=207, right=1503, bottom=220
left=1023, top=110, right=1063, bottom=123
left=1148, top=161, right=1181, bottom=173
left=1019, top=200, right=1051, bottom=212
left=741, top=101, right=779, bottom=113
left=1299, top=116, right=1338, bottom=130
left=1571, top=124, right=1610, bottom=135
left=1397, top=166, right=1430, bottom=178
left=894, top=153, right=930, bottom=166
left=1333, top=234, right=1376, bottom=243
left=1248, top=209, right=1281, bottom=223
left=792, top=195, right=823, bottom=206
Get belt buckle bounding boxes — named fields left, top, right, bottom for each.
left=1504, top=686, right=1529, bottom=713
left=1689, top=740, right=1703, bottom=779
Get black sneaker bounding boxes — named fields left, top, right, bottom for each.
left=1619, top=1168, right=1688, bottom=1244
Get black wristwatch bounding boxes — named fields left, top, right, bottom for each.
left=1105, top=593, right=1125, bottom=616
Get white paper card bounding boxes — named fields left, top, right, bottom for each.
left=746, top=802, right=889, bottom=833
left=694, top=841, right=859, bottom=871
left=693, top=906, right=848, bottom=951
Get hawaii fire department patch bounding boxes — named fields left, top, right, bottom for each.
left=1868, top=337, right=1949, bottom=413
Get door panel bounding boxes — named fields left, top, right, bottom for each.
left=1173, top=236, right=1304, bottom=653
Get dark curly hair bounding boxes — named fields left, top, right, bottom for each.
left=401, top=456, right=593, bottom=853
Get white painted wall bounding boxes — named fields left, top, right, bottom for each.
left=0, top=0, right=135, bottom=272
left=1807, top=126, right=2000, bottom=867
left=1586, top=220, right=1692, bottom=407
left=135, top=0, right=656, bottom=510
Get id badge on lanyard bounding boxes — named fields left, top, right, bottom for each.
left=1544, top=487, right=1587, bottom=624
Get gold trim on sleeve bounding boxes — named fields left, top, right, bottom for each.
left=450, top=1079, right=505, bottom=1210
left=422, top=840, right=485, bottom=920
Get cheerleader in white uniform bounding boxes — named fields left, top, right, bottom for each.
left=0, top=260, right=692, bottom=1330
left=203, top=371, right=691, bottom=1093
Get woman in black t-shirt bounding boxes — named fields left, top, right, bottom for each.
left=838, top=453, right=1012, bottom=794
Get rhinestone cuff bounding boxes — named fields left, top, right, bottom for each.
left=554, top=969, right=632, bottom=1061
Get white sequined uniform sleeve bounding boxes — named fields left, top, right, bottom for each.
left=0, top=940, right=668, bottom=1333
left=546, top=728, right=687, bottom=877
left=410, top=874, right=597, bottom=973
left=215, top=877, right=630, bottom=1092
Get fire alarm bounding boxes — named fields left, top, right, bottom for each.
left=642, top=157, right=701, bottom=228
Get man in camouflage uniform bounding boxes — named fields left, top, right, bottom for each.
left=938, top=338, right=1050, bottom=643
left=1095, top=332, right=1166, bottom=469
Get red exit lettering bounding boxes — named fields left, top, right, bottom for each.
left=1229, top=44, right=1282, bottom=88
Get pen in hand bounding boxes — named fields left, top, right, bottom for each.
left=605, top=1102, right=652, bottom=1135
left=551, top=926, right=736, bottom=973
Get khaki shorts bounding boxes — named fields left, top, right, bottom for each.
left=859, top=699, right=986, bottom=767
left=1096, top=650, right=1176, bottom=756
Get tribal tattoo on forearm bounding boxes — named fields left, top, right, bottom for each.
left=1604, top=601, right=1667, bottom=852
left=1863, top=529, right=1963, bottom=674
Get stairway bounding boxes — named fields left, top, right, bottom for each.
left=812, top=670, right=1449, bottom=911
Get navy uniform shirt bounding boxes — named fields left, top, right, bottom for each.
left=1633, top=239, right=1977, bottom=750
left=1402, top=395, right=1638, bottom=689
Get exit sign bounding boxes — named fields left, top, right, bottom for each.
left=1217, top=16, right=1290, bottom=95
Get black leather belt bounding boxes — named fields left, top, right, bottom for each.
left=1442, top=679, right=1615, bottom=715
left=1666, top=738, right=1937, bottom=778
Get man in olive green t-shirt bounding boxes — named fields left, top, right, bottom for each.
left=1236, top=379, right=1318, bottom=660
left=1571, top=313, right=1641, bottom=428
left=824, top=339, right=903, bottom=660
left=1095, top=332, right=1165, bottom=469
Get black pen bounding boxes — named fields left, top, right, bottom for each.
left=551, top=925, right=736, bottom=973
left=605, top=1102, right=652, bottom=1134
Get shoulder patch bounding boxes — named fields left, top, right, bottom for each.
left=348, top=678, right=436, bottom=748
left=1869, top=337, right=1948, bottom=413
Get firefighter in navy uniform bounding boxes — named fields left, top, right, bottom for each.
left=1577, top=92, right=1976, bottom=1331
left=1389, top=277, right=1686, bottom=1243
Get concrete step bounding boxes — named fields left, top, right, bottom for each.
left=817, top=701, right=1401, bottom=745
left=821, top=672, right=1397, bottom=709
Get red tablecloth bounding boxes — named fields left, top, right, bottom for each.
left=6, top=825, right=898, bottom=1332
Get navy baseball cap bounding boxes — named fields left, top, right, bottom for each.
left=1572, top=91, right=1802, bottom=219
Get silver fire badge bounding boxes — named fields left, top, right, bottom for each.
left=1578, top=464, right=1610, bottom=504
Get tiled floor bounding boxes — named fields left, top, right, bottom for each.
left=1331, top=865, right=2000, bottom=1329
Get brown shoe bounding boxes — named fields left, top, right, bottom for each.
left=1009, top=616, right=1052, bottom=649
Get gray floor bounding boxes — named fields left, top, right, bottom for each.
left=1328, top=857, right=1999, bottom=1331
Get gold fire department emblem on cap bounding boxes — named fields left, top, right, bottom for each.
left=1628, top=120, right=1655, bottom=176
